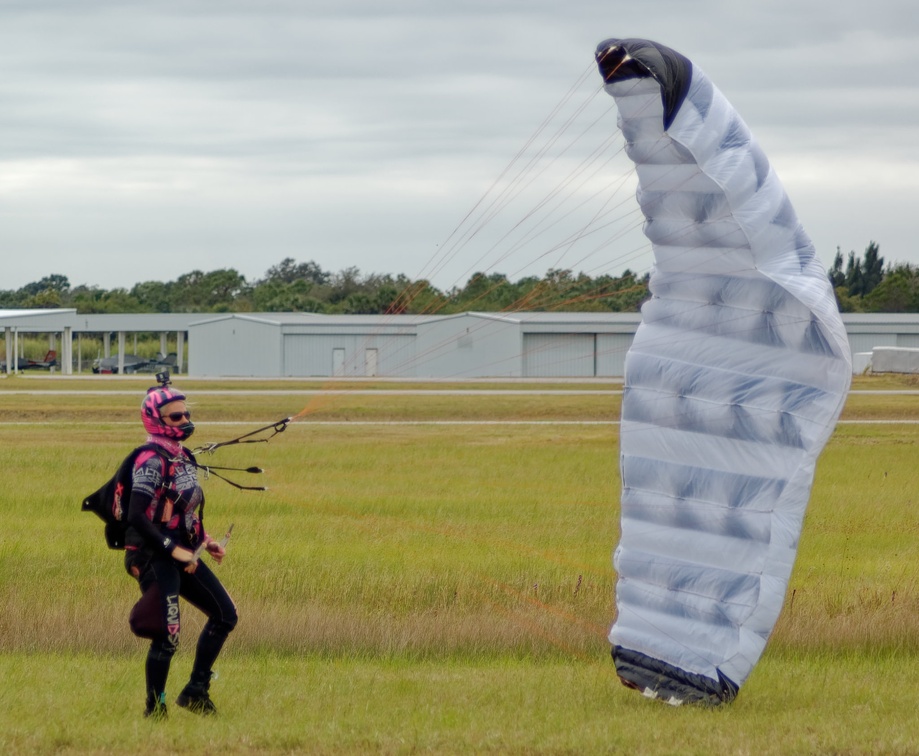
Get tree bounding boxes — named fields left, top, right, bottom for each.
left=170, top=269, right=249, bottom=312
left=828, top=248, right=846, bottom=289
left=864, top=263, right=919, bottom=313
left=261, top=258, right=330, bottom=286
left=861, top=241, right=884, bottom=294
left=839, top=242, right=884, bottom=298
left=23, top=289, right=64, bottom=309
left=829, top=242, right=885, bottom=311
left=71, top=287, right=144, bottom=313
left=327, top=266, right=364, bottom=305
left=250, top=278, right=325, bottom=312
left=1, top=274, right=72, bottom=308
left=131, top=281, right=175, bottom=313
left=21, top=274, right=71, bottom=297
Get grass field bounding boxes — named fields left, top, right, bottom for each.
left=0, top=374, right=917, bottom=754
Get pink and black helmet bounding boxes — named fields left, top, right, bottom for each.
left=141, top=385, right=195, bottom=440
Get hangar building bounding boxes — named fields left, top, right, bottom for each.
left=5, top=310, right=919, bottom=378
left=186, top=312, right=643, bottom=378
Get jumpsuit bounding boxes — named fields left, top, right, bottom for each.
left=123, top=439, right=238, bottom=706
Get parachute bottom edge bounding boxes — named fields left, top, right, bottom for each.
left=611, top=646, right=739, bottom=707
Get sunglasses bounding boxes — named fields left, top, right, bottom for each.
left=163, top=411, right=191, bottom=422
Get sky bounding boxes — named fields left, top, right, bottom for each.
left=1, top=0, right=917, bottom=294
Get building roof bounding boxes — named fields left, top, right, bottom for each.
left=0, top=309, right=78, bottom=330
left=3, top=308, right=919, bottom=334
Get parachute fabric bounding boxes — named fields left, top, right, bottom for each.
left=595, top=38, right=852, bottom=705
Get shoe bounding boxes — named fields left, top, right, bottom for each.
left=144, top=693, right=168, bottom=720
left=176, top=688, right=217, bottom=716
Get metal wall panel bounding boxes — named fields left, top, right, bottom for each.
left=414, top=316, right=524, bottom=377
left=522, top=333, right=596, bottom=377
left=596, top=333, right=633, bottom=376
left=281, top=333, right=415, bottom=377
left=847, top=333, right=897, bottom=355
left=188, top=319, right=281, bottom=377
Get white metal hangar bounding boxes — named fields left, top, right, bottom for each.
left=185, top=312, right=644, bottom=378
left=6, top=309, right=919, bottom=378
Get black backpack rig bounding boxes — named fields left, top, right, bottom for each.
left=81, top=443, right=197, bottom=550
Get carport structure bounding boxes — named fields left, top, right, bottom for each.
left=2, top=309, right=77, bottom=374
left=1, top=310, right=195, bottom=376
left=74, top=313, right=194, bottom=374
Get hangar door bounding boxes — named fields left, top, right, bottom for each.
left=522, top=333, right=595, bottom=377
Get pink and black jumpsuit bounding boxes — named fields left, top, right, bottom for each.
left=123, top=438, right=238, bottom=707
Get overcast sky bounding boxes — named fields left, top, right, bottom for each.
left=2, top=0, right=916, bottom=294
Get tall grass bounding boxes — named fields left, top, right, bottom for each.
left=774, top=423, right=919, bottom=653
left=1, top=376, right=918, bottom=753
left=8, top=334, right=184, bottom=363
left=1, top=419, right=617, bottom=660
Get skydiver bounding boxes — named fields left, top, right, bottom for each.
left=123, top=380, right=238, bottom=719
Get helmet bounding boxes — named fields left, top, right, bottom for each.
left=141, top=385, right=195, bottom=440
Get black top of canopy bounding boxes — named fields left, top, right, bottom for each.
left=595, top=38, right=693, bottom=130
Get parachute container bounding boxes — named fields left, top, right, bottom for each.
left=595, top=38, right=851, bottom=704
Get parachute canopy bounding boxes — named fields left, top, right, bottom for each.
left=596, top=38, right=852, bottom=705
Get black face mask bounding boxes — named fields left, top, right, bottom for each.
left=177, top=421, right=196, bottom=439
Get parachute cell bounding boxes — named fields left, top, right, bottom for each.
left=595, top=38, right=852, bottom=705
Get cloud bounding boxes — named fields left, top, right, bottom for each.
left=1, top=1, right=916, bottom=292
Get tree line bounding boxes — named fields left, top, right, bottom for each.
left=826, top=242, right=919, bottom=312
left=0, top=259, right=649, bottom=315
left=2, top=243, right=914, bottom=315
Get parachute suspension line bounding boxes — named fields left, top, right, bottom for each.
left=386, top=58, right=655, bottom=329
left=192, top=417, right=292, bottom=455
left=498, top=84, right=685, bottom=289
left=486, top=165, right=648, bottom=306
left=195, top=465, right=268, bottom=492
left=512, top=164, right=640, bottom=280
left=397, top=130, right=650, bottom=375
left=451, top=91, right=616, bottom=274
left=463, top=134, right=631, bottom=284
left=379, top=133, right=653, bottom=374
left=554, top=215, right=649, bottom=281
left=301, top=58, right=660, bottom=386
left=406, top=187, right=644, bottom=328
left=441, top=125, right=641, bottom=314
left=408, top=79, right=615, bottom=305
left=393, top=62, right=602, bottom=308
left=477, top=96, right=666, bottom=311
left=301, top=59, right=654, bottom=384
left=454, top=133, right=621, bottom=285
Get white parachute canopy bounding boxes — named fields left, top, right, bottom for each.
left=596, top=38, right=851, bottom=705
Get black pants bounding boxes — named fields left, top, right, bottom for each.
left=126, top=550, right=238, bottom=703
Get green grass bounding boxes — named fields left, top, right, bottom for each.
left=0, top=651, right=914, bottom=754
left=1, top=376, right=918, bottom=753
